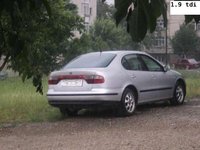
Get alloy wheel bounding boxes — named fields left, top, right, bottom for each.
left=124, top=92, right=135, bottom=113
left=176, top=86, right=184, bottom=103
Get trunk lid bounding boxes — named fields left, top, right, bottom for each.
left=49, top=69, right=105, bottom=92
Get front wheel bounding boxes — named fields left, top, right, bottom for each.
left=170, top=83, right=185, bottom=105
left=119, top=88, right=137, bottom=116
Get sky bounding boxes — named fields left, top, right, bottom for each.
left=106, top=0, right=114, bottom=5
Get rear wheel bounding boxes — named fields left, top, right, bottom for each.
left=59, top=107, right=79, bottom=116
left=170, top=82, right=185, bottom=105
left=119, top=88, right=137, bottom=116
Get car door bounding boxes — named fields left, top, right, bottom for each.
left=121, top=54, right=158, bottom=103
left=139, top=54, right=174, bottom=101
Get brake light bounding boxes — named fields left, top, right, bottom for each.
left=48, top=76, right=59, bottom=85
left=84, top=75, right=105, bottom=84
left=48, top=75, right=105, bottom=85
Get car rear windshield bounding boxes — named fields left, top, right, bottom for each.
left=64, top=53, right=116, bottom=69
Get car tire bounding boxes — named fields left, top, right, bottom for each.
left=170, top=82, right=185, bottom=105
left=59, top=107, right=79, bottom=116
left=119, top=88, right=137, bottom=116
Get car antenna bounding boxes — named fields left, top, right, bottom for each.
left=99, top=49, right=102, bottom=55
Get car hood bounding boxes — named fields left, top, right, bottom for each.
left=170, top=69, right=182, bottom=76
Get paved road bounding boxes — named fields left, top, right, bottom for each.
left=0, top=99, right=200, bottom=150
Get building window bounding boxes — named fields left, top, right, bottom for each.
left=81, top=3, right=90, bottom=16
left=197, top=22, right=200, bottom=30
left=90, top=7, right=92, bottom=15
left=156, top=19, right=164, bottom=30
left=84, top=16, right=90, bottom=23
left=153, top=37, right=165, bottom=47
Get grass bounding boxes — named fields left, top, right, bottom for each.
left=178, top=70, right=200, bottom=98
left=0, top=77, right=61, bottom=124
left=0, top=70, right=200, bottom=124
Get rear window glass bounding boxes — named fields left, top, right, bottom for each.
left=64, top=53, right=116, bottom=69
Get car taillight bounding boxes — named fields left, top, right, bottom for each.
left=84, top=75, right=105, bottom=84
left=48, top=76, right=59, bottom=85
left=48, top=75, right=104, bottom=85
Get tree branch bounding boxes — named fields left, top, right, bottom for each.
left=0, top=55, right=9, bottom=71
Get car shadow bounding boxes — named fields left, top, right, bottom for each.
left=60, top=101, right=176, bottom=119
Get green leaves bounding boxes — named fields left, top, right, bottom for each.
left=114, top=0, right=167, bottom=42
left=42, top=0, right=51, bottom=16
left=185, top=15, right=200, bottom=24
left=114, top=0, right=132, bottom=25
left=0, top=0, right=84, bottom=94
left=171, top=24, right=200, bottom=55
left=141, top=0, right=156, bottom=33
left=87, top=18, right=140, bottom=51
left=127, top=1, right=147, bottom=42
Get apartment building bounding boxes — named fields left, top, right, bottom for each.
left=71, top=0, right=97, bottom=30
left=144, top=0, right=200, bottom=63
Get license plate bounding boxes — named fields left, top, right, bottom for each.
left=60, top=80, right=83, bottom=87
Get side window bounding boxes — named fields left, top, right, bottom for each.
left=122, top=55, right=144, bottom=71
left=141, top=55, right=163, bottom=72
left=181, top=60, right=188, bottom=63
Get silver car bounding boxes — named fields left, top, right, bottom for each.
left=47, top=51, right=186, bottom=116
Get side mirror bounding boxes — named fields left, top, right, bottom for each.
left=163, top=65, right=170, bottom=72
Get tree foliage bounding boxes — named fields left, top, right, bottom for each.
left=87, top=18, right=140, bottom=51
left=114, top=0, right=167, bottom=42
left=65, top=3, right=141, bottom=54
left=0, top=0, right=50, bottom=71
left=97, top=0, right=115, bottom=19
left=0, top=0, right=84, bottom=93
left=114, top=0, right=200, bottom=42
left=171, top=24, right=200, bottom=56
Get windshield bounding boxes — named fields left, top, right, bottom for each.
left=64, top=53, right=116, bottom=69
left=188, top=59, right=197, bottom=64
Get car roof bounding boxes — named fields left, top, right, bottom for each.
left=87, top=50, right=147, bottom=55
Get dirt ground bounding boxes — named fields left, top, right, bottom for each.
left=0, top=99, right=200, bottom=150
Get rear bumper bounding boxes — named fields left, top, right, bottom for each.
left=48, top=100, right=121, bottom=108
left=47, top=91, right=121, bottom=107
